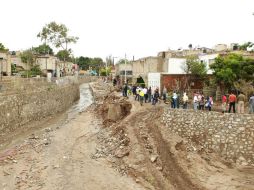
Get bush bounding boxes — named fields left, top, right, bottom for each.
left=21, top=65, right=42, bottom=78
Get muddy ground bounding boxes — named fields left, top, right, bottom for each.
left=0, top=81, right=253, bottom=190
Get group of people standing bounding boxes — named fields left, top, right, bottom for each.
left=192, top=92, right=214, bottom=111
left=169, top=91, right=213, bottom=111
left=121, top=83, right=254, bottom=114
left=222, top=92, right=254, bottom=114
left=133, top=85, right=160, bottom=106
left=122, top=84, right=160, bottom=106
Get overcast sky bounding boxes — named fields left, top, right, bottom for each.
left=0, top=0, right=254, bottom=61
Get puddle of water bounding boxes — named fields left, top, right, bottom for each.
left=67, top=83, right=94, bottom=120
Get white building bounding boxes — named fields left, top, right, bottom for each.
left=198, top=54, right=218, bottom=74
left=167, top=54, right=219, bottom=75
left=167, top=58, right=186, bottom=74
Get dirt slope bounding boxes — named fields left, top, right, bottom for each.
left=95, top=93, right=254, bottom=190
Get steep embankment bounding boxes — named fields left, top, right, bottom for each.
left=94, top=89, right=254, bottom=190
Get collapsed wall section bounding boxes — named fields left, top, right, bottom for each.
left=0, top=84, right=80, bottom=134
left=162, top=109, right=254, bottom=166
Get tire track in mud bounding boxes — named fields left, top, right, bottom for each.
left=128, top=107, right=205, bottom=190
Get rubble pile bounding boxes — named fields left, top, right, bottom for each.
left=91, top=122, right=131, bottom=175
left=90, top=83, right=133, bottom=175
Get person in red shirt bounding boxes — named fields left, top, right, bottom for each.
left=228, top=92, right=236, bottom=113
left=221, top=94, right=227, bottom=113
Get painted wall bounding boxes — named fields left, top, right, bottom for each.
left=167, top=58, right=186, bottom=74
left=161, top=74, right=203, bottom=91
left=148, top=72, right=161, bottom=93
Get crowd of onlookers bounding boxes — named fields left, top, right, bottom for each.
left=121, top=84, right=160, bottom=106
left=221, top=91, right=254, bottom=114
left=118, top=82, right=254, bottom=114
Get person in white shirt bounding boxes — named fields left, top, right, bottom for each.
left=135, top=86, right=140, bottom=101
left=193, top=93, right=198, bottom=110
left=183, top=92, right=189, bottom=109
left=172, top=92, right=178, bottom=108
left=142, top=87, right=148, bottom=103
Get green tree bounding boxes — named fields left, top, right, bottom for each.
left=30, top=65, right=42, bottom=76
left=0, top=42, right=8, bottom=52
left=184, top=56, right=207, bottom=77
left=11, top=63, right=17, bottom=74
left=240, top=58, right=254, bottom=81
left=210, top=53, right=254, bottom=92
left=20, top=49, right=36, bottom=78
left=90, top=57, right=103, bottom=75
left=99, top=67, right=111, bottom=76
left=56, top=50, right=71, bottom=61
left=20, top=49, right=35, bottom=66
left=116, top=58, right=129, bottom=64
left=33, top=44, right=54, bottom=55
left=182, top=55, right=207, bottom=89
left=37, top=21, right=78, bottom=61
left=239, top=42, right=253, bottom=51
left=76, top=56, right=91, bottom=70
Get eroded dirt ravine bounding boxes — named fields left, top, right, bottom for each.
left=0, top=83, right=145, bottom=190
left=123, top=107, right=204, bottom=190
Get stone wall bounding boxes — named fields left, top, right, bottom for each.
left=0, top=84, right=80, bottom=134
left=162, top=109, right=254, bottom=166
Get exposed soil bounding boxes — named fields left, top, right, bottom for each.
left=92, top=86, right=254, bottom=190
left=0, top=81, right=253, bottom=190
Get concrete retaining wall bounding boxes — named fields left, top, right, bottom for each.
left=162, top=109, right=254, bottom=166
left=0, top=84, right=80, bottom=134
